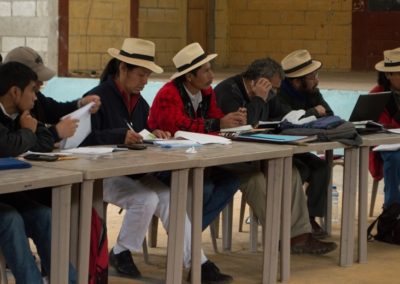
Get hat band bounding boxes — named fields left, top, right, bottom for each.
left=120, top=50, right=154, bottom=62
left=284, top=59, right=313, bottom=74
left=177, top=53, right=208, bottom=72
left=384, top=61, right=400, bottom=67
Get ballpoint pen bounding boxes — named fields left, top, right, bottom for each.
left=124, top=119, right=135, bottom=132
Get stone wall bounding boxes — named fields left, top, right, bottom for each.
left=0, top=0, right=58, bottom=72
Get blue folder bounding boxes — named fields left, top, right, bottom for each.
left=0, top=157, right=32, bottom=170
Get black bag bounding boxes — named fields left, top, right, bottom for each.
left=279, top=116, right=363, bottom=146
left=367, top=203, right=400, bottom=244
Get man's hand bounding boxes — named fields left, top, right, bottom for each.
left=220, top=111, right=247, bottom=129
left=152, top=129, right=171, bottom=139
left=124, top=130, right=143, bottom=144
left=251, top=78, right=272, bottom=101
left=314, top=105, right=327, bottom=116
left=20, top=111, right=37, bottom=133
left=79, top=95, right=101, bottom=114
left=55, top=117, right=79, bottom=139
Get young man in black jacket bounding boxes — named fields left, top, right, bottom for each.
left=0, top=62, right=76, bottom=283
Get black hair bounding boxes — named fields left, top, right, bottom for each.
left=173, top=65, right=202, bottom=86
left=0, top=62, right=37, bottom=97
left=99, top=58, right=139, bottom=84
left=377, top=71, right=392, bottom=91
left=242, top=57, right=285, bottom=81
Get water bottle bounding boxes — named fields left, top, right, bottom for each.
left=332, top=185, right=339, bottom=223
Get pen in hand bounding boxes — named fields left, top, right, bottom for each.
left=124, top=119, right=135, bottom=132
left=124, top=119, right=143, bottom=143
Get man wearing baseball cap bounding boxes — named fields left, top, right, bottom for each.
left=4, top=46, right=101, bottom=143
left=278, top=50, right=332, bottom=238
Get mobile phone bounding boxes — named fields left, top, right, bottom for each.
left=24, top=154, right=59, bottom=162
left=117, top=144, right=147, bottom=150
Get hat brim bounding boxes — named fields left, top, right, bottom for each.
left=170, top=54, right=218, bottom=80
left=35, top=66, right=56, bottom=81
left=108, top=48, right=163, bottom=74
left=375, top=60, right=400, bottom=72
left=285, top=60, right=322, bottom=78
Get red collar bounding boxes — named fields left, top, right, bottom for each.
left=114, top=79, right=140, bottom=114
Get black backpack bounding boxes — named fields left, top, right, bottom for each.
left=367, top=203, right=400, bottom=244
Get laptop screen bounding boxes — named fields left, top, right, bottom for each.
left=348, top=92, right=391, bottom=122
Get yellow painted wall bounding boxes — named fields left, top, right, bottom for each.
left=69, top=0, right=131, bottom=75
left=68, top=0, right=352, bottom=74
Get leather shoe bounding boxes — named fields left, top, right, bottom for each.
left=109, top=248, right=141, bottom=278
left=291, top=233, right=337, bottom=255
left=188, top=260, right=233, bottom=284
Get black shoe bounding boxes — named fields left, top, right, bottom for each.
left=310, top=218, right=328, bottom=239
left=109, top=248, right=141, bottom=278
left=291, top=233, right=337, bottom=255
left=188, top=260, right=233, bottom=284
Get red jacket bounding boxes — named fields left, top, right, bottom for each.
left=369, top=86, right=400, bottom=180
left=148, top=81, right=224, bottom=135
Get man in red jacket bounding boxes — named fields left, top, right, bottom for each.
left=370, top=47, right=400, bottom=208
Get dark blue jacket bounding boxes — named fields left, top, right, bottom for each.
left=82, top=77, right=149, bottom=146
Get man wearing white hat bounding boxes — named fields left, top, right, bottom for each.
left=369, top=47, right=400, bottom=208
left=82, top=38, right=226, bottom=282
left=215, top=57, right=338, bottom=254
left=278, top=50, right=332, bottom=238
left=148, top=42, right=247, bottom=283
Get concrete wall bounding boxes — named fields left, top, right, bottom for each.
left=0, top=0, right=58, bottom=72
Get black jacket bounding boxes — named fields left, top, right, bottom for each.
left=214, top=74, right=291, bottom=124
left=82, top=77, right=150, bottom=146
left=277, top=79, right=333, bottom=118
left=0, top=108, right=54, bottom=157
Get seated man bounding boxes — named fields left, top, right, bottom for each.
left=0, top=62, right=76, bottom=283
left=370, top=47, right=400, bottom=208
left=214, top=57, right=337, bottom=253
left=82, top=38, right=234, bottom=283
left=278, top=50, right=332, bottom=237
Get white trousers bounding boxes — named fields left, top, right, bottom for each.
left=103, top=174, right=207, bottom=268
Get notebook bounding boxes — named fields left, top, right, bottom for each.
left=234, top=133, right=317, bottom=145
left=0, top=157, right=31, bottom=170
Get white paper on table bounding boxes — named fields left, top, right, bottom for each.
left=61, top=147, right=115, bottom=155
left=372, top=143, right=400, bottom=152
left=174, top=130, right=231, bottom=144
left=59, top=102, right=94, bottom=149
left=387, top=128, right=400, bottom=134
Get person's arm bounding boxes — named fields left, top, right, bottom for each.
left=304, top=89, right=333, bottom=117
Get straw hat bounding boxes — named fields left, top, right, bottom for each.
left=4, top=46, right=56, bottom=81
left=108, top=38, right=163, bottom=74
left=281, top=49, right=322, bottom=78
left=375, top=47, right=400, bottom=72
left=170, top=43, right=217, bottom=80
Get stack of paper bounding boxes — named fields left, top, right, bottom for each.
left=174, top=131, right=231, bottom=145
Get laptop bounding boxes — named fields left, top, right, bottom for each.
left=348, top=91, right=391, bottom=133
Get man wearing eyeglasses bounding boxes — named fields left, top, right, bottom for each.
left=278, top=49, right=332, bottom=239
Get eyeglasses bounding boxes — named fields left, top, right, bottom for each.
left=304, top=71, right=319, bottom=81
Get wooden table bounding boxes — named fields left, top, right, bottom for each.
left=358, top=133, right=400, bottom=264
left=30, top=150, right=197, bottom=284
left=149, top=142, right=293, bottom=284
left=0, top=166, right=82, bottom=284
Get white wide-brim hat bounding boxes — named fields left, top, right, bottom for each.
left=170, top=42, right=217, bottom=80
left=281, top=49, right=322, bottom=78
left=108, top=38, right=163, bottom=74
left=375, top=47, right=400, bottom=72
left=4, top=46, right=56, bottom=81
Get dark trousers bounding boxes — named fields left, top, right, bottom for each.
left=294, top=152, right=330, bottom=217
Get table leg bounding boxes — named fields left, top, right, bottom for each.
left=166, top=169, right=189, bottom=284
left=190, top=168, right=204, bottom=283
left=358, top=146, right=369, bottom=263
left=280, top=156, right=292, bottom=282
left=77, top=180, right=94, bottom=284
left=51, top=184, right=71, bottom=284
left=340, top=147, right=358, bottom=266
left=325, top=150, right=334, bottom=235
left=262, top=158, right=284, bottom=284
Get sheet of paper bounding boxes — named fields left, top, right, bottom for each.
left=220, top=125, right=253, bottom=133
left=59, top=102, right=94, bottom=149
left=139, top=129, right=157, bottom=140
left=174, top=130, right=231, bottom=145
left=372, top=143, right=400, bottom=152
left=387, top=128, right=400, bottom=134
